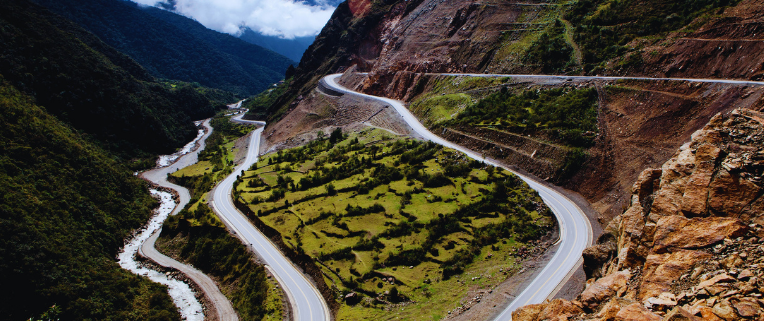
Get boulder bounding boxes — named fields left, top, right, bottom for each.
left=738, top=269, right=754, bottom=279
left=617, top=204, right=649, bottom=268
left=632, top=168, right=663, bottom=207
left=644, top=292, right=677, bottom=310
left=511, top=303, right=544, bottom=321
left=697, top=273, right=735, bottom=289
left=712, top=299, right=738, bottom=320
left=708, top=168, right=760, bottom=216
left=664, top=306, right=702, bottom=321
left=583, top=232, right=618, bottom=279
left=699, top=306, right=726, bottom=321
left=580, top=270, right=631, bottom=310
left=652, top=216, right=747, bottom=253
left=536, top=299, right=584, bottom=320
left=614, top=302, right=661, bottom=321
left=638, top=250, right=711, bottom=299
left=649, top=148, right=697, bottom=219
left=596, top=298, right=626, bottom=319
left=731, top=297, right=760, bottom=318
left=680, top=143, right=722, bottom=216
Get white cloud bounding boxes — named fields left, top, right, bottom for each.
left=132, top=0, right=336, bottom=39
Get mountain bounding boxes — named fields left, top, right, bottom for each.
left=263, top=0, right=763, bottom=215
left=138, top=6, right=302, bottom=65
left=0, top=0, right=232, bottom=318
left=238, top=28, right=315, bottom=63
left=299, top=0, right=345, bottom=7
left=1, top=0, right=222, bottom=159
left=254, top=0, right=764, bottom=317
left=31, top=0, right=294, bottom=97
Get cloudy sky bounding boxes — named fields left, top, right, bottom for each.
left=132, top=0, right=337, bottom=39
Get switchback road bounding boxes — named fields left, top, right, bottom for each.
left=210, top=118, right=330, bottom=321
left=324, top=74, right=593, bottom=321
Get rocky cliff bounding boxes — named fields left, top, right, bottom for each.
left=514, top=108, right=764, bottom=320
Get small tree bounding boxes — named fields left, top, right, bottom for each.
left=326, top=183, right=337, bottom=196
left=285, top=64, right=296, bottom=79
left=329, top=127, right=343, bottom=144
left=389, top=286, right=400, bottom=302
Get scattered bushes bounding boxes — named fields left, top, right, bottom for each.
left=448, top=87, right=598, bottom=148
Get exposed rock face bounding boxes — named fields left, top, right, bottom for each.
left=513, top=108, right=764, bottom=320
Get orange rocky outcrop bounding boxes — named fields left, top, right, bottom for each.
left=513, top=108, right=764, bottom=320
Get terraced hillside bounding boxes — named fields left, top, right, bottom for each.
left=403, top=75, right=598, bottom=183
left=233, top=128, right=555, bottom=319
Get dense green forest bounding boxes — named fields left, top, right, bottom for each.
left=0, top=0, right=243, bottom=318
left=31, top=0, right=293, bottom=96
left=237, top=28, right=314, bottom=63
left=0, top=78, right=179, bottom=320
left=0, top=0, right=220, bottom=161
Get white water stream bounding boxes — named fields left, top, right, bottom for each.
left=157, top=128, right=205, bottom=167
left=117, top=190, right=204, bottom=321
left=118, top=125, right=208, bottom=320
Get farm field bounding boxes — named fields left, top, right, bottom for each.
left=235, top=128, right=555, bottom=319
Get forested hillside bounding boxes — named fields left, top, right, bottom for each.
left=139, top=6, right=298, bottom=66
left=0, top=0, right=218, bottom=160
left=31, top=0, right=293, bottom=96
left=0, top=77, right=179, bottom=320
left=0, top=0, right=228, bottom=318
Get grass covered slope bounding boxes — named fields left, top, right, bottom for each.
left=409, top=76, right=598, bottom=182
left=0, top=79, right=179, bottom=320
left=235, top=128, right=555, bottom=319
left=0, top=0, right=218, bottom=159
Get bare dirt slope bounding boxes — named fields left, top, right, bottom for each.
left=262, top=85, right=416, bottom=153
left=573, top=81, right=764, bottom=223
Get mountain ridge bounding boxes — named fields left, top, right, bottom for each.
left=31, top=0, right=293, bottom=96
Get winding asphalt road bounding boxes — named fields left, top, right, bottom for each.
left=323, top=73, right=592, bottom=321
left=209, top=118, right=330, bottom=321
left=200, top=73, right=764, bottom=321
left=140, top=119, right=239, bottom=321
left=322, top=72, right=764, bottom=319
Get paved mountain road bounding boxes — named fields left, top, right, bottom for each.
left=322, top=72, right=764, bottom=319
left=324, top=73, right=593, bottom=321
left=435, top=73, right=764, bottom=87
left=209, top=116, right=330, bottom=321
left=204, top=73, right=764, bottom=321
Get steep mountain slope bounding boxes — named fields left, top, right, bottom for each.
left=264, top=0, right=764, bottom=220
left=0, top=0, right=219, bottom=159
left=139, top=6, right=298, bottom=65
left=31, top=0, right=293, bottom=96
left=513, top=108, right=764, bottom=320
left=252, top=2, right=764, bottom=316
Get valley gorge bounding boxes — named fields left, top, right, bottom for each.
left=5, top=0, right=764, bottom=320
